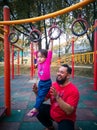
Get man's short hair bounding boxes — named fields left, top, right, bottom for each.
left=61, top=64, right=72, bottom=74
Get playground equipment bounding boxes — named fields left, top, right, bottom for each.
left=94, top=20, right=97, bottom=91
left=30, top=26, right=41, bottom=42
left=3, top=6, right=10, bottom=116
left=0, top=25, right=7, bottom=39
left=0, top=0, right=96, bottom=117
left=0, top=0, right=95, bottom=25
left=8, top=24, right=41, bottom=44
left=71, top=14, right=97, bottom=37
left=52, top=51, right=94, bottom=65
left=8, top=29, right=19, bottom=44
left=72, top=37, right=74, bottom=79
left=71, top=14, right=89, bottom=36
left=0, top=33, right=4, bottom=39
left=11, top=44, right=23, bottom=79
left=0, top=25, right=7, bottom=33
left=30, top=42, right=35, bottom=79
left=48, top=22, right=62, bottom=40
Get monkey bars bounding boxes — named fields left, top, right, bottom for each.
left=0, top=0, right=95, bottom=25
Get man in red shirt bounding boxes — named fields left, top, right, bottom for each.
left=33, top=64, right=80, bottom=130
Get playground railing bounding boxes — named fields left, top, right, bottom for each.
left=52, top=51, right=94, bottom=66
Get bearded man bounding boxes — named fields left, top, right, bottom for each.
left=32, top=64, right=80, bottom=130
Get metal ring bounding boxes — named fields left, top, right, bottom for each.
left=71, top=18, right=88, bottom=36
left=30, top=29, right=41, bottom=42
left=8, top=32, right=19, bottom=44
left=48, top=24, right=62, bottom=40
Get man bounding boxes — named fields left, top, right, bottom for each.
left=33, top=64, right=80, bottom=130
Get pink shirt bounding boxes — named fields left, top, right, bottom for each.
left=47, top=82, right=79, bottom=122
left=38, top=50, right=52, bottom=80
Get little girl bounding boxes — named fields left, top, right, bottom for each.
left=27, top=40, right=53, bottom=117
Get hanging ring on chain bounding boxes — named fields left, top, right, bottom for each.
left=8, top=32, right=19, bottom=44
left=29, top=27, right=41, bottom=43
left=48, top=23, right=62, bottom=40
left=71, top=18, right=89, bottom=36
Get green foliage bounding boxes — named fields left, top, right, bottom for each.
left=0, top=49, right=3, bottom=61
left=0, top=0, right=96, bottom=51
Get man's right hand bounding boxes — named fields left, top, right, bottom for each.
left=32, top=83, right=38, bottom=95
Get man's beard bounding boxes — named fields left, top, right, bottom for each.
left=56, top=76, right=67, bottom=85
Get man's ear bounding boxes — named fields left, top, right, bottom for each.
left=67, top=74, right=71, bottom=79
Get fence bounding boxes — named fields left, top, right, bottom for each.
left=52, top=51, right=94, bottom=65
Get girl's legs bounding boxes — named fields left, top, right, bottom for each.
left=58, top=120, right=75, bottom=130
left=34, top=79, right=52, bottom=109
left=27, top=80, right=52, bottom=117
left=27, top=108, right=38, bottom=117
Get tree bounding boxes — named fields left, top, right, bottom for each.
left=0, top=0, right=96, bottom=52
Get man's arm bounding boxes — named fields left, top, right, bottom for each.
left=50, top=87, right=74, bottom=115
left=56, top=96, right=74, bottom=115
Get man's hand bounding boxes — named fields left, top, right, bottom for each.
left=50, top=87, right=58, bottom=99
left=32, top=83, right=38, bottom=95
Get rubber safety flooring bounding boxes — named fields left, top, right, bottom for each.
left=0, top=74, right=97, bottom=130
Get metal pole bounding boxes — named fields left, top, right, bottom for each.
left=30, top=43, right=34, bottom=79
left=12, top=45, right=14, bottom=79
left=58, top=37, right=61, bottom=65
left=94, top=19, right=97, bottom=91
left=4, top=6, right=11, bottom=116
left=17, top=50, right=20, bottom=75
left=72, top=37, right=74, bottom=79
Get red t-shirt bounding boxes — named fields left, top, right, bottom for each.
left=47, top=82, right=79, bottom=122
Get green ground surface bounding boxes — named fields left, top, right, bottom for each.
left=0, top=73, right=97, bottom=130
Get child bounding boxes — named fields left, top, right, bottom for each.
left=27, top=40, right=53, bottom=117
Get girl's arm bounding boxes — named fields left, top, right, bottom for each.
left=48, top=40, right=53, bottom=51
left=33, top=42, right=39, bottom=52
